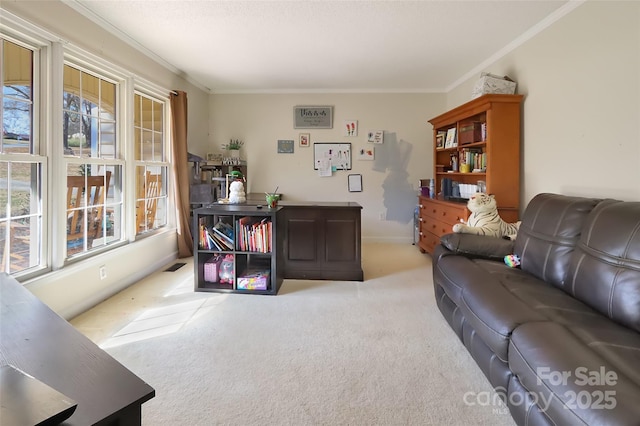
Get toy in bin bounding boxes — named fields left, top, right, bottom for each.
left=219, top=254, right=235, bottom=284
left=237, top=270, right=270, bottom=290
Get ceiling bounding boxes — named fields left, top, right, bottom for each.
left=68, top=0, right=571, bottom=94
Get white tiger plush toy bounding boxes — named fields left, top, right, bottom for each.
left=452, top=193, right=520, bottom=240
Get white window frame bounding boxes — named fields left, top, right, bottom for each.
left=58, top=52, right=128, bottom=264
left=132, top=87, right=171, bottom=237
left=0, top=25, right=49, bottom=279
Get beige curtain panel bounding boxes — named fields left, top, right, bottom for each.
left=170, top=91, right=193, bottom=257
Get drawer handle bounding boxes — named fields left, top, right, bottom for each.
left=432, top=209, right=437, bottom=213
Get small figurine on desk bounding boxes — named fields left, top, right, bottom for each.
left=228, top=180, right=246, bottom=204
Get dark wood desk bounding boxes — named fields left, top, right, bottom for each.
left=279, top=202, right=364, bottom=281
left=0, top=273, right=155, bottom=426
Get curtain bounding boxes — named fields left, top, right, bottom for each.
left=170, top=91, right=193, bottom=257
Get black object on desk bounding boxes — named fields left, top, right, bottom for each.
left=0, top=273, right=155, bottom=425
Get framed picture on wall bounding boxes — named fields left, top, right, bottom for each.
left=277, top=139, right=295, bottom=153
left=348, top=174, right=362, bottom=192
left=299, top=133, right=310, bottom=147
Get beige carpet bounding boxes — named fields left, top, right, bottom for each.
left=71, top=243, right=515, bottom=426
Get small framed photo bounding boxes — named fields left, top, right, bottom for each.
left=445, top=128, right=457, bottom=148
left=277, top=139, right=295, bottom=153
left=436, top=132, right=445, bottom=149
left=299, top=133, right=310, bottom=147
left=357, top=146, right=374, bottom=161
left=348, top=174, right=362, bottom=192
left=344, top=120, right=358, bottom=137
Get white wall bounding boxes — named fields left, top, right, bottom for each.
left=209, top=93, right=445, bottom=242
left=2, top=1, right=210, bottom=318
left=447, top=1, right=640, bottom=205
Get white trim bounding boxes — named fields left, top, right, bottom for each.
left=62, top=0, right=210, bottom=93
left=446, top=0, right=586, bottom=93
left=0, top=7, right=64, bottom=47
left=212, top=87, right=444, bottom=95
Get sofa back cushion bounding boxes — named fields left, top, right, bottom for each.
left=564, top=200, right=640, bottom=332
left=514, top=193, right=601, bottom=287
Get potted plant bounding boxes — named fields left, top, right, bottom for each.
left=221, top=139, right=244, bottom=158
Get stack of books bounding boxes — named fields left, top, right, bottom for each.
left=236, top=217, right=272, bottom=253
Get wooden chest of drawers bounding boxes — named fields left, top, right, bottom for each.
left=417, top=196, right=468, bottom=255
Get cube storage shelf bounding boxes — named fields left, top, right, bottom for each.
left=193, top=204, right=283, bottom=295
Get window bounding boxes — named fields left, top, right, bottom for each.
left=1, top=38, right=44, bottom=275
left=1, top=17, right=174, bottom=278
left=134, top=92, right=168, bottom=235
left=63, top=64, right=123, bottom=258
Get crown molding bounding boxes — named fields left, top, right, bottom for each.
left=62, top=0, right=211, bottom=94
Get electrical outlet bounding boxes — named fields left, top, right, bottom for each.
left=379, top=211, right=386, bottom=221
left=99, top=265, right=107, bottom=280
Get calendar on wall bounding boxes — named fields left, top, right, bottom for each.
left=313, top=143, right=351, bottom=170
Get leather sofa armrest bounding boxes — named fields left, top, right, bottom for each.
left=439, top=233, right=514, bottom=260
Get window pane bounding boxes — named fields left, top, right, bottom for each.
left=3, top=40, right=32, bottom=101
left=134, top=128, right=142, bottom=161
left=100, top=79, right=115, bottom=119
left=135, top=165, right=167, bottom=234
left=142, top=129, right=153, bottom=161
left=64, top=65, right=116, bottom=160
left=141, top=96, right=152, bottom=130
left=81, top=72, right=99, bottom=116
left=153, top=101, right=163, bottom=132
left=9, top=162, right=36, bottom=217
left=152, top=131, right=163, bottom=161
left=0, top=161, right=41, bottom=274
left=3, top=40, right=33, bottom=154
left=66, top=164, right=121, bottom=258
left=63, top=111, right=79, bottom=156
left=0, top=161, right=7, bottom=220
left=134, top=95, right=141, bottom=127
left=99, top=120, right=115, bottom=159
left=2, top=99, right=31, bottom=154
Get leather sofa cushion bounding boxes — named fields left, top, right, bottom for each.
left=458, top=264, right=549, bottom=362
left=564, top=200, right=640, bottom=333
left=456, top=258, right=634, bottom=364
left=439, top=233, right=514, bottom=260
left=509, top=322, right=640, bottom=425
left=432, top=253, right=492, bottom=305
left=513, top=193, right=601, bottom=287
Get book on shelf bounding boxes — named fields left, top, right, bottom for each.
left=214, top=220, right=234, bottom=240
left=237, top=216, right=272, bottom=253
left=210, top=227, right=233, bottom=250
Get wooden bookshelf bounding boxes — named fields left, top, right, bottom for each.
left=418, top=94, right=523, bottom=254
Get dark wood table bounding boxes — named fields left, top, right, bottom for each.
left=0, top=273, right=155, bottom=425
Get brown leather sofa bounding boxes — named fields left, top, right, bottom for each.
left=432, top=193, right=640, bottom=425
